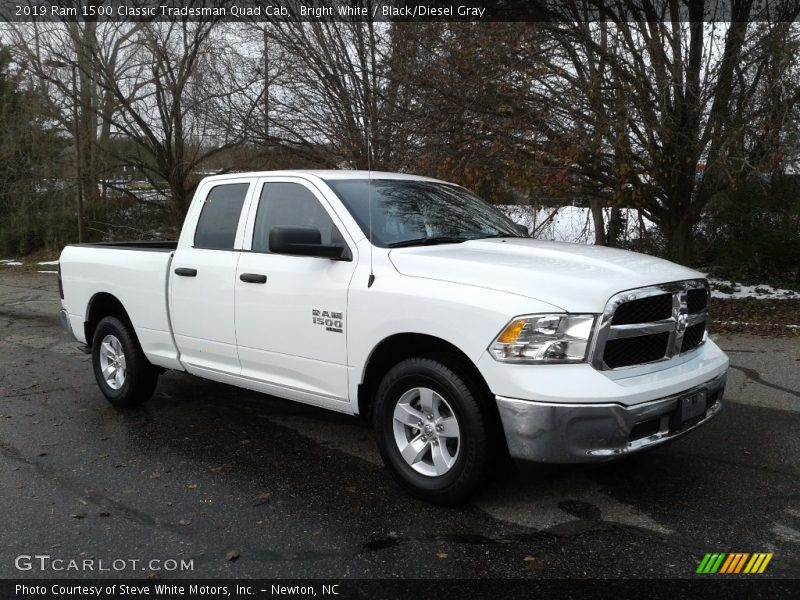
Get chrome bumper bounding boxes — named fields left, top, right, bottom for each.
left=496, top=372, right=726, bottom=463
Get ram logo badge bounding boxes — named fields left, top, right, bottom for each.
left=312, top=309, right=343, bottom=333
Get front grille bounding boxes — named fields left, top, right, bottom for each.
left=687, top=288, right=708, bottom=314
left=596, top=280, right=709, bottom=370
left=604, top=332, right=670, bottom=368
left=681, top=321, right=706, bottom=352
left=611, top=293, right=672, bottom=325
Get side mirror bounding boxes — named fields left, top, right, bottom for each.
left=514, top=223, right=529, bottom=237
left=269, top=227, right=349, bottom=260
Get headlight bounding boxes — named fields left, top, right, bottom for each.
left=488, top=314, right=596, bottom=363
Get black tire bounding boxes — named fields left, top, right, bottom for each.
left=373, top=357, right=494, bottom=505
left=91, top=316, right=158, bottom=408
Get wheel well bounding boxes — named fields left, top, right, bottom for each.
left=84, top=293, right=132, bottom=346
left=358, top=333, right=494, bottom=420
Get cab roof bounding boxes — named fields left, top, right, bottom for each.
left=199, top=170, right=449, bottom=184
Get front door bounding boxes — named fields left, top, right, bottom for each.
left=234, top=178, right=356, bottom=405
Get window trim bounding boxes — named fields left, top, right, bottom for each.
left=192, top=182, right=252, bottom=251
left=241, top=177, right=354, bottom=259
left=184, top=178, right=256, bottom=252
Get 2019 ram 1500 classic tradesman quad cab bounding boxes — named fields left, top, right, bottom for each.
left=59, top=171, right=728, bottom=503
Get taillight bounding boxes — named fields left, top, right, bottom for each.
left=58, top=262, right=64, bottom=299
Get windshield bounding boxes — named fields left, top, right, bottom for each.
left=325, top=179, right=522, bottom=247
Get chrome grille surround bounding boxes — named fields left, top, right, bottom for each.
left=590, top=279, right=709, bottom=371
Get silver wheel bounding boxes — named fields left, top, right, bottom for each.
left=392, top=387, right=461, bottom=477
left=99, top=334, right=127, bottom=390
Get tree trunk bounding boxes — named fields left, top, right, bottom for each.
left=589, top=199, right=606, bottom=245
left=606, top=207, right=624, bottom=247
left=664, top=217, right=694, bottom=264
left=77, top=22, right=99, bottom=206
left=263, top=26, right=270, bottom=145
left=171, top=183, right=192, bottom=227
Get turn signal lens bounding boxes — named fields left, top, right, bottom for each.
left=497, top=318, right=527, bottom=343
left=489, top=314, right=596, bottom=363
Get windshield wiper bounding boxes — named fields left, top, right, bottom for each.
left=387, top=236, right=468, bottom=248
left=473, top=233, right=525, bottom=239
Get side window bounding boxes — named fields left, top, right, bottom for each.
left=193, top=183, right=249, bottom=250
left=252, top=182, right=343, bottom=253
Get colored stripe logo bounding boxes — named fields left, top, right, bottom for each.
left=697, top=552, right=773, bottom=574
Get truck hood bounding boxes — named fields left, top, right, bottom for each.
left=388, top=238, right=704, bottom=313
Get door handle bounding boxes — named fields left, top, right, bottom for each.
left=239, top=273, right=267, bottom=284
left=174, top=267, right=197, bottom=277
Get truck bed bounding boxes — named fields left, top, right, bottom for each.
left=59, top=243, right=180, bottom=369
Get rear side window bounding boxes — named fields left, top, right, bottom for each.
left=252, top=182, right=342, bottom=253
left=193, top=183, right=249, bottom=249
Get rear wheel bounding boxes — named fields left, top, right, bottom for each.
left=373, top=357, right=494, bottom=504
left=91, top=316, right=158, bottom=407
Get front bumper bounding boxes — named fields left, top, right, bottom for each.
left=496, top=372, right=726, bottom=463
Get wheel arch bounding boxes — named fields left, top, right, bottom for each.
left=84, top=292, right=133, bottom=347
left=358, top=333, right=495, bottom=421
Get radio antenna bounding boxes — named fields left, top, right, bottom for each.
left=367, top=110, right=375, bottom=288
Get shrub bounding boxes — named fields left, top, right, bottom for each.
left=0, top=193, right=173, bottom=258
left=699, top=176, right=800, bottom=287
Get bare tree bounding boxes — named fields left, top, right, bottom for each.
left=261, top=19, right=422, bottom=170
left=397, top=23, right=558, bottom=202
left=88, top=19, right=263, bottom=222
left=541, top=1, right=800, bottom=262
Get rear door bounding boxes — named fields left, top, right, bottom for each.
left=170, top=178, right=254, bottom=374
left=234, top=177, right=356, bottom=404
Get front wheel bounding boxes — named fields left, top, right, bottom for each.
left=91, top=316, right=158, bottom=407
left=373, top=357, right=494, bottom=504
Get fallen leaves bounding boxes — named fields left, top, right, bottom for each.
left=524, top=555, right=545, bottom=571
left=225, top=549, right=241, bottom=562
left=711, top=299, right=800, bottom=337
left=253, top=492, right=271, bottom=506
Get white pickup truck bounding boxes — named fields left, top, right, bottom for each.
left=59, top=170, right=728, bottom=503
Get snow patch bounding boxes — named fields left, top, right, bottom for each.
left=706, top=277, right=797, bottom=300
left=37, top=260, right=59, bottom=266
left=0, top=259, right=22, bottom=266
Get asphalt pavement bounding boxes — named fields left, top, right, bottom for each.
left=0, top=271, right=798, bottom=579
